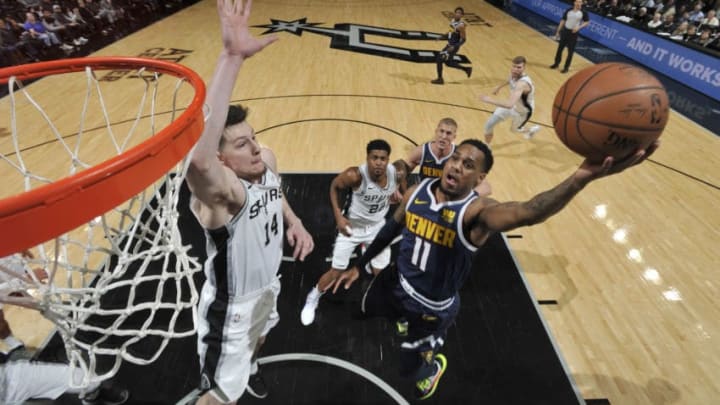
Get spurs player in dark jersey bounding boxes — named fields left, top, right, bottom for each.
left=187, top=1, right=314, bottom=404
left=480, top=56, right=541, bottom=144
left=300, top=139, right=406, bottom=326
left=332, top=138, right=658, bottom=399
left=432, top=7, right=472, bottom=85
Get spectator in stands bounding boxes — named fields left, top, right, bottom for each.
left=688, top=2, right=706, bottom=23
left=662, top=0, right=677, bottom=17
left=683, top=23, right=699, bottom=40
left=97, top=0, right=119, bottom=24
left=638, top=0, right=656, bottom=10
left=75, top=0, right=104, bottom=33
left=40, top=8, right=76, bottom=52
left=699, top=9, right=719, bottom=27
left=51, top=4, right=88, bottom=46
left=670, top=20, right=690, bottom=39
left=83, top=0, right=103, bottom=20
left=38, top=0, right=55, bottom=13
left=0, top=17, right=40, bottom=64
left=692, top=26, right=718, bottom=45
left=602, top=0, right=623, bottom=16
left=647, top=12, right=664, bottom=30
left=18, top=0, right=41, bottom=8
left=618, top=0, right=634, bottom=18
left=658, top=12, right=676, bottom=33
left=632, top=7, right=652, bottom=27
left=654, top=0, right=666, bottom=14
left=676, top=9, right=691, bottom=24
left=22, top=11, right=70, bottom=51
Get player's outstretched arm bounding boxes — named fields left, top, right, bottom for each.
left=187, top=0, right=277, bottom=206
left=480, top=81, right=527, bottom=109
left=468, top=142, right=658, bottom=240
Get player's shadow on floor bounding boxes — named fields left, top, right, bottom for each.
left=576, top=374, right=681, bottom=405
left=506, top=248, right=578, bottom=310
left=491, top=137, right=577, bottom=174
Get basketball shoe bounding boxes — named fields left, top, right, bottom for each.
left=524, top=125, right=540, bottom=140
left=415, top=353, right=447, bottom=400
left=301, top=286, right=322, bottom=326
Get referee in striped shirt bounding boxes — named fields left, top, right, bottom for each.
left=550, top=0, right=590, bottom=73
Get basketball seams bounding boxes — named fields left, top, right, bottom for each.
left=556, top=111, right=665, bottom=132
left=554, top=82, right=569, bottom=144
left=552, top=63, right=668, bottom=162
left=555, top=64, right=617, bottom=148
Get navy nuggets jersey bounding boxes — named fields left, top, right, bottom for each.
left=448, top=19, right=465, bottom=46
left=418, top=142, right=455, bottom=180
left=397, top=178, right=478, bottom=310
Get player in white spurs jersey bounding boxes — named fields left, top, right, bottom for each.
left=300, top=139, right=406, bottom=326
left=187, top=1, right=314, bottom=403
left=479, top=56, right=541, bottom=144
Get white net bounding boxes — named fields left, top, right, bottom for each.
left=0, top=60, right=204, bottom=388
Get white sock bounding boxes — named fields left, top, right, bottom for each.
left=4, top=335, right=23, bottom=351
left=311, top=285, right=324, bottom=298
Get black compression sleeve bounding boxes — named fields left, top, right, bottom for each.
left=355, top=216, right=404, bottom=271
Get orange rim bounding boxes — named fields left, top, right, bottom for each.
left=0, top=57, right=206, bottom=257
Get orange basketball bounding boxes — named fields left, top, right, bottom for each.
left=552, top=63, right=669, bottom=163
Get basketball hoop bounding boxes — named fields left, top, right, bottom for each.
left=0, top=57, right=206, bottom=388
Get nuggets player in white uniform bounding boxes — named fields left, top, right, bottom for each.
left=186, top=2, right=313, bottom=404
left=479, top=56, right=541, bottom=144
left=300, top=139, right=405, bottom=326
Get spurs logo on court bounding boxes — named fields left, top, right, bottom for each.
left=253, top=18, right=471, bottom=65
left=98, top=48, right=194, bottom=81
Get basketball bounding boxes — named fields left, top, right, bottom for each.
left=552, top=63, right=669, bottom=162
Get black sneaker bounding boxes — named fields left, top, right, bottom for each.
left=549, top=64, right=559, bottom=69
left=431, top=78, right=444, bottom=85
left=465, top=67, right=473, bottom=78
left=81, top=385, right=129, bottom=405
left=246, top=371, right=268, bottom=399
left=561, top=68, right=570, bottom=73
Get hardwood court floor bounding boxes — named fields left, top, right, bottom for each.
left=36, top=175, right=582, bottom=405
left=4, top=1, right=720, bottom=404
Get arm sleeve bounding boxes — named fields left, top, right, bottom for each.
left=355, top=217, right=404, bottom=272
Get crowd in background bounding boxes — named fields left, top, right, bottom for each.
left=0, top=0, right=194, bottom=67
left=583, top=0, right=720, bottom=52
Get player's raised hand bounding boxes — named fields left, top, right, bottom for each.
left=331, top=267, right=360, bottom=294
left=575, top=140, right=660, bottom=182
left=286, top=221, right=314, bottom=262
left=217, top=0, right=277, bottom=59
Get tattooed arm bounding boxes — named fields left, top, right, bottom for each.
left=465, top=142, right=659, bottom=246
